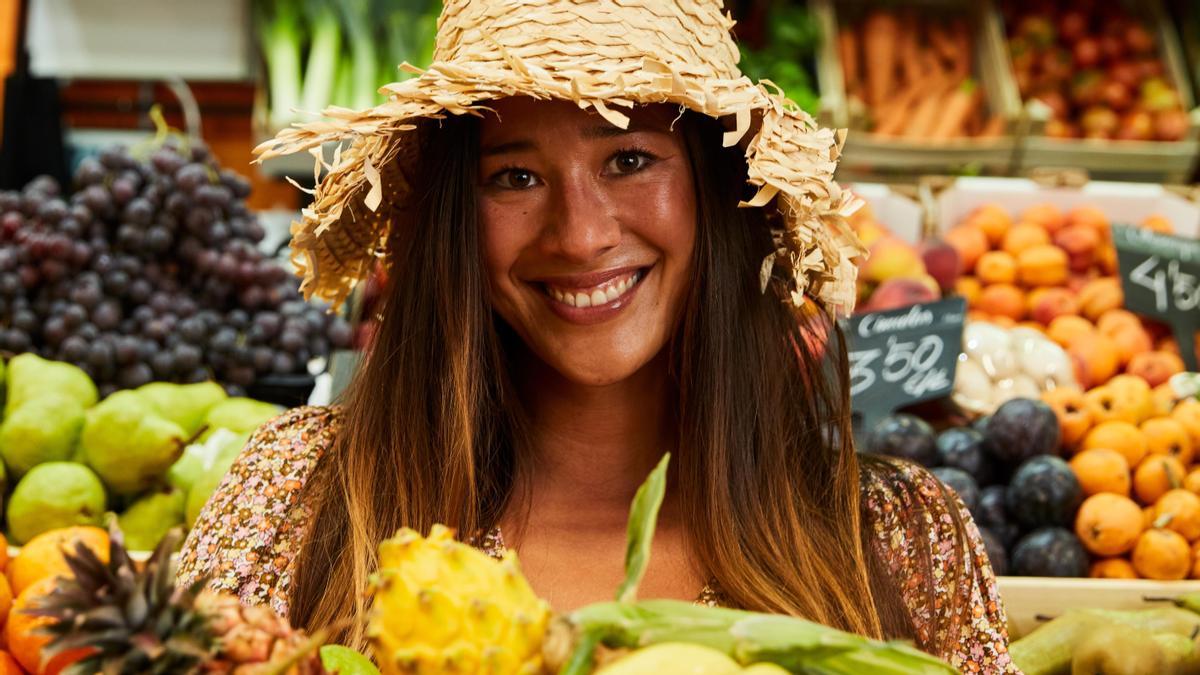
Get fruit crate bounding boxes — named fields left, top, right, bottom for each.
left=847, top=182, right=924, bottom=245
left=813, top=0, right=1024, bottom=180
left=998, top=577, right=1200, bottom=638
left=921, top=175, right=1200, bottom=240
left=1003, top=0, right=1200, bottom=183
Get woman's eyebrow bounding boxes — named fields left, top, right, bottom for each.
left=480, top=121, right=666, bottom=157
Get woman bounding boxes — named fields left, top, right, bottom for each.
left=179, top=1, right=1016, bottom=672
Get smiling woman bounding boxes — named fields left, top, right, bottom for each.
left=177, top=1, right=1017, bottom=673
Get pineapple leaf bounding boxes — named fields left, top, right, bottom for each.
left=615, top=453, right=669, bottom=604
left=320, top=644, right=381, bottom=675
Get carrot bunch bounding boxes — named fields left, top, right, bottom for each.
left=840, top=9, right=1005, bottom=141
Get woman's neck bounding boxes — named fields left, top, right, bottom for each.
left=510, top=349, right=674, bottom=525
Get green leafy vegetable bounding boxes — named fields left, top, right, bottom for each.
left=615, top=453, right=669, bottom=603
left=319, top=645, right=381, bottom=675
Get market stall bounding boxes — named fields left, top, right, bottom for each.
left=0, top=0, right=1199, bottom=673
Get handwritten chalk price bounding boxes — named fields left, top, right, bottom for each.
left=1114, top=225, right=1200, bottom=371
left=843, top=298, right=966, bottom=431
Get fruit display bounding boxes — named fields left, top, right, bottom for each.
left=0, top=138, right=352, bottom=399
left=953, top=320, right=1077, bottom=415
left=21, top=458, right=957, bottom=675
left=1001, top=0, right=1192, bottom=141
left=838, top=7, right=1006, bottom=141
left=1009, top=598, right=1200, bottom=674
left=847, top=200, right=956, bottom=313
left=0, top=352, right=280, bottom=549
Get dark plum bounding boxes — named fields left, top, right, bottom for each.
left=864, top=414, right=938, bottom=467
left=931, top=467, right=981, bottom=515
left=935, top=427, right=995, bottom=485
left=977, top=528, right=1008, bottom=576
left=985, top=398, right=1061, bottom=464
left=1006, top=456, right=1083, bottom=530
left=1010, top=527, right=1088, bottom=577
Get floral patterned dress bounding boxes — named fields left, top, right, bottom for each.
left=177, top=406, right=1019, bottom=674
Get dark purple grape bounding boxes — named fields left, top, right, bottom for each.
left=70, top=283, right=102, bottom=309
left=252, top=346, right=274, bottom=372
left=103, top=270, right=130, bottom=296
left=62, top=304, right=87, bottom=328
left=39, top=259, right=67, bottom=283
left=117, top=363, right=154, bottom=389
left=76, top=323, right=99, bottom=341
left=60, top=335, right=88, bottom=361
left=279, top=330, right=305, bottom=353
left=18, top=266, right=39, bottom=290
left=227, top=309, right=249, bottom=329
left=239, top=286, right=265, bottom=310
left=116, top=224, right=142, bottom=251
left=114, top=336, right=140, bottom=365
left=145, top=226, right=172, bottom=253
left=206, top=221, right=231, bottom=246
left=128, top=279, right=153, bottom=304
left=145, top=319, right=170, bottom=342
left=179, top=316, right=207, bottom=343
left=175, top=164, right=209, bottom=192
left=110, top=178, right=137, bottom=205
left=70, top=241, right=93, bottom=268
left=87, top=341, right=115, bottom=371
left=42, top=316, right=68, bottom=346
left=174, top=343, right=202, bottom=372
left=225, top=365, right=256, bottom=387
left=150, top=148, right=184, bottom=175
left=270, top=352, right=297, bottom=375
left=36, top=199, right=69, bottom=224
left=92, top=301, right=122, bottom=331
left=98, top=146, right=130, bottom=170
left=150, top=351, right=175, bottom=378
left=74, top=157, right=106, bottom=185
left=327, top=320, right=353, bottom=349
left=12, top=308, right=37, bottom=333
left=27, top=175, right=61, bottom=196
left=184, top=368, right=211, bottom=384
left=195, top=184, right=232, bottom=209
left=0, top=274, right=18, bottom=297
left=209, top=328, right=237, bottom=354
left=3, top=329, right=30, bottom=352
left=123, top=198, right=153, bottom=226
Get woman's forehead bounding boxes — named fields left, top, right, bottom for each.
left=480, top=98, right=684, bottom=139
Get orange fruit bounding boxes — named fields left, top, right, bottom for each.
left=1067, top=332, right=1120, bottom=390
left=1096, top=309, right=1142, bottom=334
left=1142, top=417, right=1194, bottom=466
left=1047, top=315, right=1096, bottom=348
left=1106, top=375, right=1156, bottom=424
left=0, top=534, right=8, bottom=573
left=1132, top=528, right=1191, bottom=580
left=1174, top=399, right=1200, bottom=451
left=6, top=577, right=93, bottom=674
left=968, top=204, right=1013, bottom=246
left=7, top=527, right=108, bottom=597
left=1001, top=222, right=1051, bottom=257
left=955, top=276, right=983, bottom=307
left=1083, top=385, right=1150, bottom=427
left=1042, top=386, right=1092, bottom=449
left=1077, top=277, right=1124, bottom=322
left=944, top=224, right=989, bottom=273
left=1152, top=489, right=1200, bottom=541
left=1069, top=448, right=1131, bottom=497
left=1016, top=244, right=1069, bottom=287
left=1067, top=205, right=1110, bottom=238
left=1151, top=383, right=1176, bottom=418
left=1090, top=557, right=1139, bottom=579
left=976, top=251, right=1018, bottom=285
left=1145, top=505, right=1157, bottom=529
left=1075, top=493, right=1144, bottom=555
left=976, top=283, right=1026, bottom=321
left=1127, top=351, right=1186, bottom=388
left=0, top=577, right=10, bottom=632
left=0, top=651, right=20, bottom=674
left=1134, top=455, right=1187, bottom=506
left=1022, top=203, right=1067, bottom=234
left=1083, top=421, right=1149, bottom=468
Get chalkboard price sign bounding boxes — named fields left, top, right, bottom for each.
left=1113, top=225, right=1200, bottom=371
left=843, top=297, right=967, bottom=431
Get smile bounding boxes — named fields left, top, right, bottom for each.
left=544, top=269, right=643, bottom=308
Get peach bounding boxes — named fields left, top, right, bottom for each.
left=944, top=224, right=989, bottom=274
left=919, top=238, right=962, bottom=291
left=1017, top=245, right=1070, bottom=287
left=862, top=277, right=940, bottom=312
left=1068, top=332, right=1121, bottom=389
left=1127, top=350, right=1186, bottom=388
left=976, top=283, right=1026, bottom=321
left=968, top=204, right=1013, bottom=246
left=1152, top=383, right=1177, bottom=418
left=1029, top=287, right=1080, bottom=326
left=1067, top=205, right=1111, bottom=241
left=977, top=251, right=1018, bottom=285
left=1021, top=203, right=1067, bottom=234
left=861, top=237, right=926, bottom=284
left=1002, top=222, right=1051, bottom=257
left=1053, top=224, right=1101, bottom=273
left=853, top=219, right=889, bottom=248
left=1097, top=309, right=1143, bottom=334
left=1098, top=315, right=1154, bottom=367
left=1084, top=377, right=1153, bottom=425
left=1077, top=277, right=1124, bottom=322
left=1047, top=315, right=1096, bottom=348
left=955, top=276, right=983, bottom=307
left=1098, top=244, right=1119, bottom=275
left=1067, top=271, right=1099, bottom=294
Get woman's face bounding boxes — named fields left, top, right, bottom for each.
left=478, top=98, right=697, bottom=386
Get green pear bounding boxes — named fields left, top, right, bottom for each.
left=182, top=430, right=251, bottom=527
left=136, top=381, right=227, bottom=437
left=6, top=461, right=106, bottom=544
left=168, top=429, right=251, bottom=492
left=4, top=353, right=97, bottom=417
left=0, top=395, right=85, bottom=476
left=186, top=463, right=228, bottom=528
left=81, top=391, right=188, bottom=495
left=117, top=488, right=185, bottom=551
left=200, top=397, right=280, bottom=440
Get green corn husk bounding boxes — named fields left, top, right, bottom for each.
left=551, top=454, right=958, bottom=675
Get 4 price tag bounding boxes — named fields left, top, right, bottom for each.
left=1113, top=225, right=1200, bottom=371
left=842, top=298, right=966, bottom=432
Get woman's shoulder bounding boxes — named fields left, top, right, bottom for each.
left=859, top=457, right=1018, bottom=673
left=176, top=404, right=341, bottom=615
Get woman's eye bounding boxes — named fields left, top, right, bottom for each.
left=607, top=151, right=653, bottom=175
left=493, top=168, right=540, bottom=190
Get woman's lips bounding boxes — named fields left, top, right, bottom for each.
left=535, top=266, right=649, bottom=325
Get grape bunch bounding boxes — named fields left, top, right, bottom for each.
left=0, top=141, right=352, bottom=398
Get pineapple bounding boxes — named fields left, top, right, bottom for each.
left=29, top=525, right=326, bottom=675
left=366, top=525, right=549, bottom=675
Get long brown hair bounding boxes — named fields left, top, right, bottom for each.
left=290, top=110, right=955, bottom=649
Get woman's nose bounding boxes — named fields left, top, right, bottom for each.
left=541, top=172, right=621, bottom=263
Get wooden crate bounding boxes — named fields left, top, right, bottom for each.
left=999, top=576, right=1200, bottom=638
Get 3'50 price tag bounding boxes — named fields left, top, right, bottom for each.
left=1114, top=225, right=1200, bottom=371
left=842, top=298, right=966, bottom=432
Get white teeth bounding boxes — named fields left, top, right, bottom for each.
left=546, top=270, right=642, bottom=309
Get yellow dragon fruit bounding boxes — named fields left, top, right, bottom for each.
left=367, top=524, right=550, bottom=674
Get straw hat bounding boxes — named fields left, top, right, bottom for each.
left=255, top=0, right=866, bottom=316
